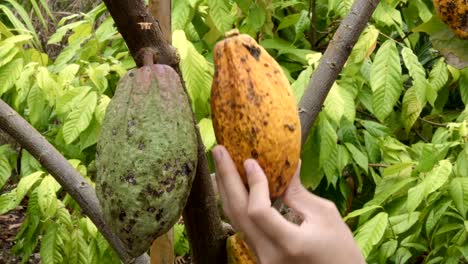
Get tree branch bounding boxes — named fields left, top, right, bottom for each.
left=0, top=100, right=148, bottom=264
left=299, top=0, right=380, bottom=144
left=102, top=1, right=227, bottom=263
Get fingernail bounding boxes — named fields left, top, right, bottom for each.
left=212, top=146, right=223, bottom=163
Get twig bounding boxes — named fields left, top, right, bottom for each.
left=299, top=0, right=381, bottom=145
left=419, top=117, right=447, bottom=127
left=0, top=100, right=147, bottom=264
left=368, top=163, right=389, bottom=168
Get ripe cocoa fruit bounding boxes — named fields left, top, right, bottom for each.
left=211, top=30, right=301, bottom=199
left=95, top=64, right=198, bottom=257
left=433, top=0, right=468, bottom=39
left=227, top=233, right=258, bottom=264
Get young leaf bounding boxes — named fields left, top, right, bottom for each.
left=62, top=91, right=98, bottom=144
left=58, top=64, right=80, bottom=86
left=370, top=40, right=402, bottom=122
left=344, top=205, right=382, bottom=221
left=172, top=30, right=212, bottom=120
left=0, top=151, right=12, bottom=190
left=37, top=175, right=58, bottom=217
left=344, top=143, right=368, bottom=172
left=427, top=58, right=448, bottom=106
left=198, top=118, right=216, bottom=151
left=27, top=84, right=48, bottom=129
left=354, top=212, right=388, bottom=258
left=389, top=212, right=420, bottom=234
left=206, top=0, right=233, bottom=34
left=88, top=64, right=110, bottom=93
left=0, top=58, right=23, bottom=96
left=402, top=47, right=428, bottom=104
left=324, top=83, right=356, bottom=125
left=95, top=95, right=111, bottom=124
left=172, top=0, right=196, bottom=31
left=401, top=87, right=422, bottom=133
left=40, top=223, right=63, bottom=264
left=450, top=178, right=468, bottom=217
left=56, top=86, right=91, bottom=117
left=16, top=171, right=44, bottom=202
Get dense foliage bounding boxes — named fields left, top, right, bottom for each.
left=0, top=0, right=467, bottom=263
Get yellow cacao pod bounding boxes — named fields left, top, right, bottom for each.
left=227, top=233, right=257, bottom=264
left=211, top=30, right=301, bottom=198
left=433, top=0, right=468, bottom=39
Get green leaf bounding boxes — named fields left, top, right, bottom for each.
left=344, top=205, right=382, bottom=221
left=379, top=240, right=398, bottom=262
left=344, top=143, right=368, bottom=172
left=56, top=86, right=91, bottom=117
left=0, top=45, right=18, bottom=67
left=27, top=84, right=48, bottom=129
left=40, top=223, right=63, bottom=264
left=294, top=10, right=309, bottom=42
left=88, top=64, right=110, bottom=93
left=291, top=65, right=313, bottom=102
left=246, top=4, right=266, bottom=32
left=395, top=247, right=412, bottom=264
left=370, top=40, right=402, bottom=122
left=407, top=183, right=425, bottom=213
left=427, top=58, right=448, bottom=106
left=354, top=212, right=388, bottom=258
left=300, top=127, right=323, bottom=189
left=62, top=91, right=98, bottom=144
left=402, top=47, right=428, bottom=104
left=37, top=175, right=58, bottom=217
left=401, top=87, right=422, bottom=133
left=348, top=26, right=379, bottom=65
left=372, top=1, right=402, bottom=28
left=79, top=117, right=100, bottom=151
left=199, top=118, right=216, bottom=151
left=53, top=36, right=88, bottom=69
left=0, top=58, right=23, bottom=96
left=319, top=116, right=338, bottom=182
left=68, top=229, right=89, bottom=264
left=367, top=177, right=416, bottom=206
left=0, top=150, right=12, bottom=190
left=426, top=199, right=451, bottom=235
left=324, top=83, right=356, bottom=125
left=460, top=69, right=468, bottom=106
left=389, top=212, right=420, bottom=234
left=172, top=0, right=196, bottom=31
left=16, top=171, right=44, bottom=202
left=454, top=144, right=468, bottom=177
left=0, top=191, right=18, bottom=214
left=450, top=178, right=468, bottom=217
left=36, top=67, right=60, bottom=104
left=174, top=223, right=190, bottom=256
left=58, top=64, right=80, bottom=86
left=95, top=95, right=111, bottom=124
left=172, top=30, right=212, bottom=120
left=364, top=131, right=381, bottom=163
left=207, top=0, right=233, bottom=34
left=360, top=120, right=390, bottom=138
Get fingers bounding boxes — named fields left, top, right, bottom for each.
left=284, top=161, right=340, bottom=218
left=244, top=159, right=299, bottom=245
left=212, top=145, right=248, bottom=210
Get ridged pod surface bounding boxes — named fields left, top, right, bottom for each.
left=95, top=64, right=198, bottom=257
left=227, top=233, right=258, bottom=264
left=211, top=30, right=301, bottom=199
left=433, top=0, right=468, bottom=39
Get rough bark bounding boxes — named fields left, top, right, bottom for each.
left=299, top=0, right=381, bottom=144
left=0, top=100, right=147, bottom=264
left=101, top=0, right=178, bottom=67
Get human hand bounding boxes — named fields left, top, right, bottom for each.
left=212, top=145, right=365, bottom=264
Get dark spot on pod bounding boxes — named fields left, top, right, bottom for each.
left=246, top=68, right=251, bottom=73
left=263, top=121, right=268, bottom=126
left=284, top=124, right=295, bottom=132
left=183, top=161, right=194, bottom=176
left=112, top=128, right=117, bottom=135
left=251, top=149, right=259, bottom=159
left=239, top=112, right=244, bottom=120
left=274, top=69, right=280, bottom=74
left=147, top=207, right=156, bottom=213
left=119, top=211, right=126, bottom=221
left=163, top=162, right=171, bottom=170
left=155, top=208, right=164, bottom=221
left=215, top=49, right=221, bottom=58
left=138, top=142, right=145, bottom=150
left=266, top=73, right=272, bottom=78
left=285, top=159, right=291, bottom=167
left=128, top=119, right=136, bottom=128
left=146, top=185, right=164, bottom=197
left=242, top=43, right=261, bottom=61
left=166, top=179, right=176, bottom=192
left=264, top=63, right=269, bottom=67
left=251, top=126, right=259, bottom=136
left=120, top=173, right=137, bottom=185
left=129, top=72, right=134, bottom=77
left=240, top=57, right=247, bottom=63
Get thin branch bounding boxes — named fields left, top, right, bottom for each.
left=0, top=100, right=147, bottom=264
left=299, top=0, right=381, bottom=144
left=419, top=117, right=447, bottom=127
left=368, top=163, right=389, bottom=168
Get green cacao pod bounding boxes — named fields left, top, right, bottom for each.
left=95, top=64, right=198, bottom=257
